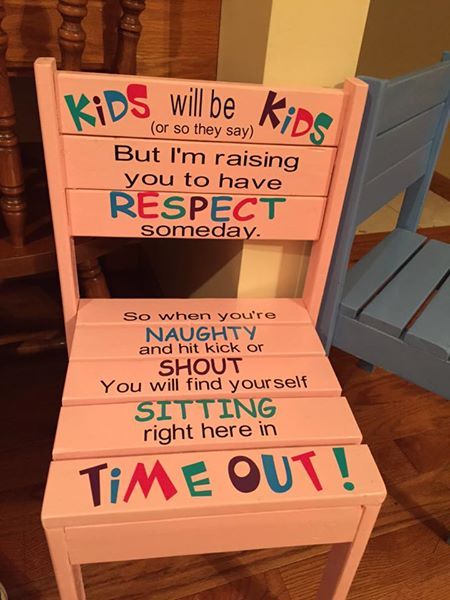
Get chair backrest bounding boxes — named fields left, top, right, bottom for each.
left=318, top=54, right=450, bottom=350
left=34, top=57, right=367, bottom=347
left=354, top=54, right=450, bottom=228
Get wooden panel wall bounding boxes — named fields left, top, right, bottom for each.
left=4, top=0, right=221, bottom=79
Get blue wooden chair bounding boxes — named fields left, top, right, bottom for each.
left=318, top=53, right=450, bottom=400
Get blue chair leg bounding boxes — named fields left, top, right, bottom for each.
left=357, top=359, right=376, bottom=373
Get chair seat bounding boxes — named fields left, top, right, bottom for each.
left=63, top=298, right=342, bottom=404
left=333, top=230, right=450, bottom=399
left=340, top=230, right=450, bottom=359
left=42, top=445, right=384, bottom=566
left=43, top=297, right=384, bottom=549
left=52, top=396, right=362, bottom=459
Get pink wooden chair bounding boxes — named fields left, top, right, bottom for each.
left=34, top=56, right=385, bottom=600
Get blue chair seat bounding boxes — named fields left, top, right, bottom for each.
left=333, top=230, right=450, bottom=398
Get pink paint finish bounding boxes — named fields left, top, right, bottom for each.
left=33, top=57, right=384, bottom=600
left=42, top=444, right=385, bottom=528
left=62, top=354, right=341, bottom=405
left=34, top=58, right=79, bottom=349
left=53, top=396, right=362, bottom=460
left=75, top=298, right=312, bottom=326
left=45, top=529, right=85, bottom=600
left=62, top=136, right=336, bottom=196
left=56, top=71, right=346, bottom=145
left=70, top=322, right=324, bottom=360
left=65, top=507, right=362, bottom=564
left=317, top=505, right=382, bottom=600
left=304, top=79, right=368, bottom=323
left=67, top=189, right=326, bottom=240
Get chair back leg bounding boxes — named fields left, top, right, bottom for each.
left=57, top=0, right=110, bottom=298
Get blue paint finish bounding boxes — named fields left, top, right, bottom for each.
left=318, top=53, right=450, bottom=398
left=334, top=315, right=450, bottom=400
left=404, top=274, right=450, bottom=361
left=397, top=60, right=450, bottom=232
left=359, top=240, right=450, bottom=337
left=341, top=229, right=425, bottom=318
left=357, top=142, right=432, bottom=224
left=366, top=103, right=443, bottom=181
left=377, top=60, right=450, bottom=133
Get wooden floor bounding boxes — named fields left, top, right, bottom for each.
left=1, top=228, right=449, bottom=599
left=1, top=344, right=449, bottom=599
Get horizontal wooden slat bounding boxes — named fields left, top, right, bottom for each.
left=62, top=136, right=336, bottom=196
left=41, top=444, right=385, bottom=527
left=341, top=229, right=426, bottom=318
left=366, top=103, right=443, bottom=181
left=70, top=322, right=324, bottom=360
left=334, top=313, right=450, bottom=400
left=76, top=298, right=312, bottom=326
left=53, top=396, right=361, bottom=459
left=404, top=274, right=450, bottom=360
left=377, top=60, right=450, bottom=133
left=56, top=71, right=345, bottom=145
left=357, top=142, right=432, bottom=224
left=65, top=507, right=361, bottom=563
left=62, top=355, right=341, bottom=405
left=357, top=142, right=431, bottom=223
left=360, top=240, right=450, bottom=337
left=67, top=189, right=326, bottom=240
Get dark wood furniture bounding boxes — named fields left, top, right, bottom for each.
left=0, top=0, right=223, bottom=355
left=0, top=0, right=26, bottom=248
left=0, top=0, right=147, bottom=352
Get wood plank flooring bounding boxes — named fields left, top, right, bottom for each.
left=1, top=345, right=448, bottom=599
left=1, top=229, right=449, bottom=599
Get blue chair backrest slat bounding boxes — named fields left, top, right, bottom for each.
left=366, top=103, right=443, bottom=181
left=357, top=142, right=432, bottom=224
left=377, top=60, right=450, bottom=133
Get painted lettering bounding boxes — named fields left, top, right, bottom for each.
left=108, top=191, right=286, bottom=223
left=64, top=84, right=150, bottom=131
left=258, top=90, right=333, bottom=145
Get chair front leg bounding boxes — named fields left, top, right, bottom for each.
left=46, top=528, right=86, bottom=600
left=317, top=504, right=380, bottom=600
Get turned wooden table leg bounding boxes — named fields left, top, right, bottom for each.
left=115, top=0, right=146, bottom=75
left=57, top=0, right=88, bottom=71
left=78, top=257, right=109, bottom=298
left=77, top=254, right=109, bottom=297
left=0, top=1, right=26, bottom=248
left=57, top=0, right=110, bottom=298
